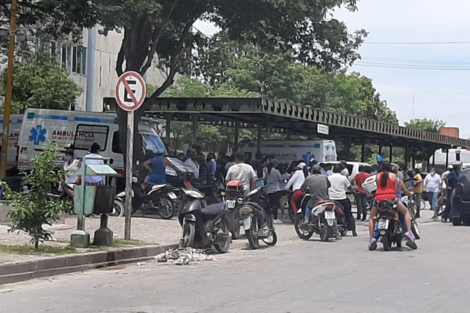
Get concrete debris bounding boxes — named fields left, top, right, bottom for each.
left=153, top=248, right=216, bottom=265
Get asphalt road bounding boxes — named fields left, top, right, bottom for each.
left=2, top=211, right=470, bottom=313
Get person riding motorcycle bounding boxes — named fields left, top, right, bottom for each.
left=368, top=161, right=417, bottom=251
left=285, top=162, right=308, bottom=213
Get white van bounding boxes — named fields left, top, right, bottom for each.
left=240, top=140, right=337, bottom=164
left=0, top=114, right=24, bottom=173
left=18, top=109, right=167, bottom=174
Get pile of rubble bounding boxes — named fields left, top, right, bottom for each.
left=154, top=247, right=216, bottom=265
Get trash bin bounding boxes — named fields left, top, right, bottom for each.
left=93, top=185, right=116, bottom=214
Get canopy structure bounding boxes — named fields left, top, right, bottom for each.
left=103, top=97, right=470, bottom=165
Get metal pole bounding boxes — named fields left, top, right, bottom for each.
left=346, top=137, right=352, bottom=160
left=405, top=142, right=409, bottom=169
left=234, top=122, right=240, bottom=152
left=445, top=148, right=449, bottom=169
left=191, top=115, right=198, bottom=145
left=361, top=139, right=365, bottom=162
left=124, top=112, right=134, bottom=240
left=378, top=144, right=383, bottom=156
left=389, top=144, right=393, bottom=163
left=432, top=146, right=435, bottom=168
left=165, top=115, right=171, bottom=148
left=257, top=124, right=262, bottom=153
left=0, top=0, right=17, bottom=178
left=426, top=146, right=431, bottom=172
left=85, top=27, right=96, bottom=111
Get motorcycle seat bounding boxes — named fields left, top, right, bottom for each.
left=201, top=203, right=226, bottom=217
left=197, top=185, right=216, bottom=192
left=151, top=184, right=167, bottom=190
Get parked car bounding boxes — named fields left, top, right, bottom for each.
left=450, top=169, right=470, bottom=226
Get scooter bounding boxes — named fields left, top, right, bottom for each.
left=178, top=188, right=231, bottom=253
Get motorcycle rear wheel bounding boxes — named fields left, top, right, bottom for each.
left=111, top=199, right=125, bottom=217
left=294, top=215, right=314, bottom=240
left=214, top=219, right=231, bottom=253
left=381, top=233, right=392, bottom=251
left=319, top=225, right=331, bottom=242
left=181, top=223, right=196, bottom=248
left=246, top=216, right=260, bottom=249
left=159, top=197, right=175, bottom=220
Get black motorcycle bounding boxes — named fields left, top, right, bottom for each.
left=375, top=200, right=404, bottom=251
left=178, top=188, right=231, bottom=253
left=239, top=187, right=277, bottom=249
left=223, top=180, right=245, bottom=239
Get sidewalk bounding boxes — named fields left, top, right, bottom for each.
left=0, top=215, right=181, bottom=264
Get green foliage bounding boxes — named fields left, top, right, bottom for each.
left=1, top=55, right=82, bottom=113
left=405, top=118, right=446, bottom=133
left=0, top=244, right=77, bottom=255
left=2, top=144, right=71, bottom=249
left=195, top=34, right=397, bottom=123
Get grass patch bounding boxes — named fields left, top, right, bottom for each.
left=0, top=244, right=78, bottom=255
left=113, top=239, right=150, bottom=247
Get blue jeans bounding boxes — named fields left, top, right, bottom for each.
left=304, top=199, right=315, bottom=222
left=374, top=212, right=408, bottom=239
left=428, top=192, right=438, bottom=210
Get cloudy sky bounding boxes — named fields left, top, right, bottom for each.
left=195, top=0, right=470, bottom=138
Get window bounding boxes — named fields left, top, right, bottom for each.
left=112, top=131, right=122, bottom=154
left=80, top=47, right=87, bottom=75
left=61, top=44, right=68, bottom=69
left=73, top=125, right=109, bottom=151
left=50, top=41, right=57, bottom=56
left=72, top=46, right=77, bottom=73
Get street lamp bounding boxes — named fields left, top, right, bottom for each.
left=0, top=0, right=17, bottom=178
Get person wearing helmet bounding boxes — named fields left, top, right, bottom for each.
left=144, top=150, right=181, bottom=186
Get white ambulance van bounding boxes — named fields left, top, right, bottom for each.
left=0, top=114, right=24, bottom=173
left=240, top=140, right=337, bottom=164
left=17, top=109, right=167, bottom=175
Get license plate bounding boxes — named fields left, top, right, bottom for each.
left=167, top=192, right=177, bottom=200
left=226, top=200, right=236, bottom=209
left=378, top=219, right=389, bottom=229
left=324, top=211, right=336, bottom=219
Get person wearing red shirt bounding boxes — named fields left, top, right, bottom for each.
left=352, top=165, right=370, bottom=221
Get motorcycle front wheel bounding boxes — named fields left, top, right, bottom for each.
left=159, top=197, right=175, bottom=220
left=112, top=199, right=125, bottom=217
left=181, top=223, right=196, bottom=248
left=294, top=215, right=314, bottom=240
left=412, top=221, right=420, bottom=240
left=262, top=231, right=277, bottom=246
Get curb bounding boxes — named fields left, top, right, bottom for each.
left=0, top=243, right=178, bottom=285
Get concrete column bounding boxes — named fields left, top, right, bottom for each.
left=361, top=140, right=365, bottom=163
left=165, top=115, right=171, bottom=147
left=445, top=148, right=449, bottom=169
left=346, top=137, right=352, bottom=160
left=257, top=124, right=262, bottom=153
left=389, top=144, right=393, bottom=163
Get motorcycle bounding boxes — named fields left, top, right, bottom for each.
left=115, top=174, right=177, bottom=219
left=362, top=175, right=420, bottom=240
left=375, top=199, right=404, bottom=251
left=294, top=195, right=348, bottom=241
left=178, top=188, right=231, bottom=253
left=223, top=180, right=245, bottom=239
left=238, top=187, right=278, bottom=249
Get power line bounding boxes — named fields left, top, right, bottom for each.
left=355, top=63, right=470, bottom=71
left=363, top=41, right=470, bottom=45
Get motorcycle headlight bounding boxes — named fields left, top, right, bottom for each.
left=237, top=198, right=244, bottom=204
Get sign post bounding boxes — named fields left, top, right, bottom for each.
left=115, top=71, right=146, bottom=240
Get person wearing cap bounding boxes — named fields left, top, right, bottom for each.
left=286, top=162, right=308, bottom=214
left=84, top=143, right=105, bottom=185
left=144, top=150, right=181, bottom=186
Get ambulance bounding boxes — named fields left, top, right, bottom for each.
left=0, top=114, right=24, bottom=174
left=240, top=139, right=337, bottom=164
left=17, top=109, right=167, bottom=175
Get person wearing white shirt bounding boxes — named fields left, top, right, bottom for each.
left=184, top=149, right=200, bottom=180
left=286, top=162, right=307, bottom=216
left=328, top=164, right=357, bottom=236
left=63, top=150, right=80, bottom=184
left=84, top=143, right=105, bottom=185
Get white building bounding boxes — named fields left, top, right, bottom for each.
left=39, top=27, right=167, bottom=111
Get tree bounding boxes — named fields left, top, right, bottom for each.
left=2, top=144, right=70, bottom=249
left=2, top=0, right=366, bottom=163
left=194, top=34, right=397, bottom=123
left=1, top=54, right=82, bottom=113
left=405, top=118, right=446, bottom=133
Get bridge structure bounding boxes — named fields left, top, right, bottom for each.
left=104, top=97, right=470, bottom=169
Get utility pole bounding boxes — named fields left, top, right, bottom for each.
left=1, top=0, right=18, bottom=178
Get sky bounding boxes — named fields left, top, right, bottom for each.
left=194, top=0, right=470, bottom=138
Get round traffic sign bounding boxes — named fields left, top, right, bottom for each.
left=115, top=71, right=147, bottom=111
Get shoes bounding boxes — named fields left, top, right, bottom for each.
left=352, top=230, right=358, bottom=237
left=405, top=232, right=418, bottom=250
left=273, top=219, right=283, bottom=224
left=441, top=218, right=447, bottom=223
left=368, top=238, right=377, bottom=251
